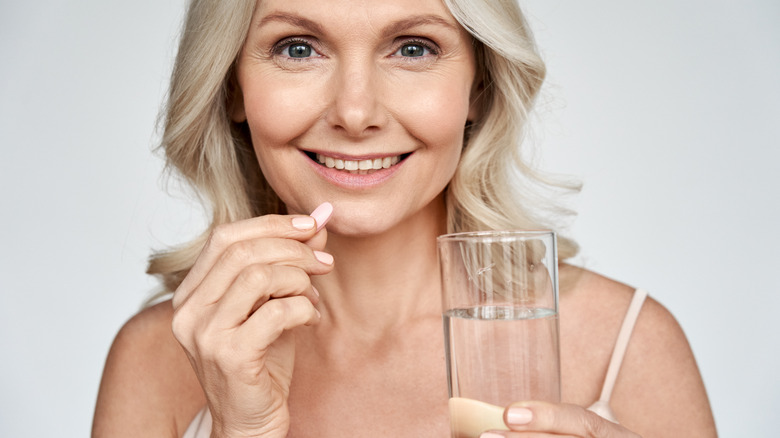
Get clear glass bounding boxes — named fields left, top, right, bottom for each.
left=438, top=231, right=561, bottom=438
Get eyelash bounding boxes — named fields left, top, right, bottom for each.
left=271, top=37, right=321, bottom=60
left=393, top=38, right=440, bottom=58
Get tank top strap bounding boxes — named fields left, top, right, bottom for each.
left=587, top=288, right=649, bottom=423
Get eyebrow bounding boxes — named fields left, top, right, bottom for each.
left=381, top=15, right=461, bottom=36
left=257, top=12, right=460, bottom=37
left=258, top=13, right=326, bottom=35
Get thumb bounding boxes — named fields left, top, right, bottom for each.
left=502, top=401, right=641, bottom=437
left=304, top=202, right=332, bottom=251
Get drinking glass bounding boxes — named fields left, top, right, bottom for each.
left=438, top=231, right=561, bottom=438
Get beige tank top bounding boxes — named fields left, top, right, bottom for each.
left=183, top=289, right=649, bottom=437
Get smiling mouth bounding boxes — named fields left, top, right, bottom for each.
left=307, top=152, right=410, bottom=175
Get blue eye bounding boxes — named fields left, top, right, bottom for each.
left=274, top=38, right=321, bottom=60
left=393, top=40, right=437, bottom=58
left=287, top=43, right=313, bottom=58
left=400, top=44, right=426, bottom=57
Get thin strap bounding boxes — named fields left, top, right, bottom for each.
left=599, top=288, right=648, bottom=401
left=587, top=288, right=648, bottom=423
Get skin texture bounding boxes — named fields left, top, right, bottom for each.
left=92, top=0, right=718, bottom=437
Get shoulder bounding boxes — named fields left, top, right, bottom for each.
left=615, top=290, right=717, bottom=435
left=558, top=267, right=638, bottom=401
left=559, top=266, right=681, bottom=337
left=561, top=266, right=693, bottom=380
left=561, top=266, right=716, bottom=436
left=558, top=266, right=639, bottom=347
left=107, top=300, right=187, bottom=374
left=93, top=300, right=205, bottom=437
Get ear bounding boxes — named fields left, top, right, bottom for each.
left=228, top=73, right=247, bottom=123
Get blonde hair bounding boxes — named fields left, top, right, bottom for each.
left=148, top=0, right=578, bottom=294
left=443, top=0, right=579, bottom=252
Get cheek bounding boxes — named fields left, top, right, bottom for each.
left=242, top=74, right=322, bottom=148
left=395, top=72, right=472, bottom=154
left=240, top=78, right=322, bottom=201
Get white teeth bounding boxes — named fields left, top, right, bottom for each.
left=314, top=153, right=403, bottom=172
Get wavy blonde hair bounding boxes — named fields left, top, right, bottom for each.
left=148, top=0, right=579, bottom=293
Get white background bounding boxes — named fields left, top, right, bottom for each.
left=1, top=0, right=778, bottom=436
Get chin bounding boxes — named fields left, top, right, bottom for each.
left=326, top=211, right=398, bottom=238
left=326, top=195, right=446, bottom=239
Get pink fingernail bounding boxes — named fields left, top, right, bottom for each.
left=311, top=285, right=320, bottom=297
left=310, top=202, right=333, bottom=231
left=507, top=407, right=533, bottom=425
left=480, top=433, right=505, bottom=438
left=314, top=251, right=334, bottom=265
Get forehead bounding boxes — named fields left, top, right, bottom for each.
left=252, top=0, right=462, bottom=32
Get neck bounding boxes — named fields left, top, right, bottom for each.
left=313, top=197, right=448, bottom=337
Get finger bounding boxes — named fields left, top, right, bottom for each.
left=503, top=402, right=640, bottom=438
left=211, top=264, right=317, bottom=327
left=173, top=215, right=314, bottom=309
left=304, top=227, right=328, bottom=251
left=186, top=237, right=333, bottom=308
left=450, top=397, right=507, bottom=437
left=236, top=295, right=321, bottom=348
left=173, top=202, right=333, bottom=308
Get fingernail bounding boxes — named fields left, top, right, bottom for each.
left=314, top=250, right=334, bottom=265
left=292, top=216, right=315, bottom=230
left=310, top=202, right=333, bottom=231
left=480, top=433, right=505, bottom=438
left=507, top=407, right=533, bottom=425
left=311, top=285, right=320, bottom=297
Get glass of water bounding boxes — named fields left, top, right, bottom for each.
left=438, top=230, right=560, bottom=438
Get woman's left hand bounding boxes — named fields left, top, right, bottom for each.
left=480, top=401, right=641, bottom=438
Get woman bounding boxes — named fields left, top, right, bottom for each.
left=93, top=0, right=717, bottom=436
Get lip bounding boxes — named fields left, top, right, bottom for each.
left=301, top=149, right=410, bottom=189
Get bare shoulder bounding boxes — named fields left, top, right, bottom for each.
left=560, top=266, right=717, bottom=436
left=616, top=292, right=717, bottom=435
left=558, top=267, right=638, bottom=401
left=93, top=299, right=205, bottom=437
left=558, top=266, right=640, bottom=360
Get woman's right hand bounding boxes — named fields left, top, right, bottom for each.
left=171, top=203, right=334, bottom=438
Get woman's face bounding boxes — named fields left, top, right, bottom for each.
left=233, top=0, right=478, bottom=236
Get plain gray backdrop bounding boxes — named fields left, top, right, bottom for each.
left=1, top=0, right=778, bottom=436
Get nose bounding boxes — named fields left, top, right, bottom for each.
left=325, top=59, right=387, bottom=137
